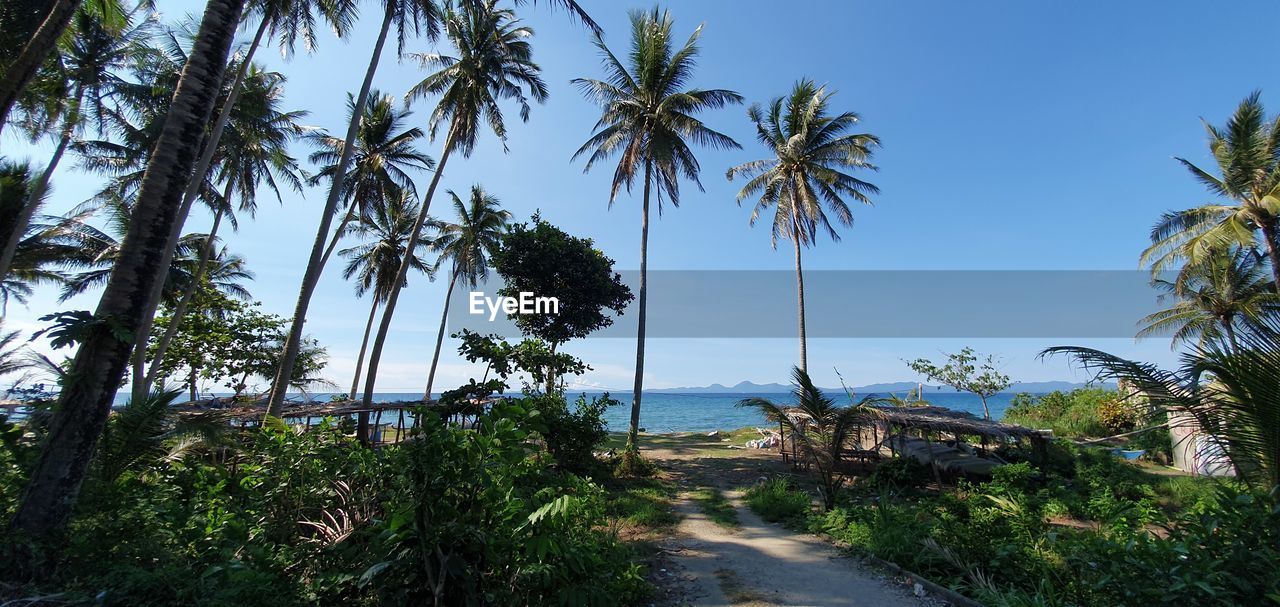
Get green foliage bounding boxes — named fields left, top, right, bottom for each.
left=692, top=487, right=738, bottom=528
left=453, top=329, right=588, bottom=394
left=491, top=214, right=632, bottom=347
left=362, top=403, right=648, bottom=605
left=1003, top=388, right=1119, bottom=438
left=796, top=440, right=1274, bottom=606
left=604, top=478, right=677, bottom=530
left=907, top=347, right=1010, bottom=419
left=865, top=457, right=930, bottom=491
left=2, top=404, right=650, bottom=605
left=738, top=367, right=880, bottom=509
left=530, top=392, right=616, bottom=477
left=148, top=284, right=328, bottom=397
left=744, top=478, right=812, bottom=523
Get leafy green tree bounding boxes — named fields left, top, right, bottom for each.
left=727, top=79, right=879, bottom=372
left=907, top=347, right=1011, bottom=420
left=355, top=0, right=547, bottom=415
left=572, top=6, right=741, bottom=451
left=489, top=215, right=631, bottom=393
left=10, top=0, right=247, bottom=539
left=1142, top=91, right=1280, bottom=291
left=422, top=185, right=510, bottom=399
left=340, top=190, right=432, bottom=399
left=268, top=0, right=442, bottom=413
left=149, top=283, right=329, bottom=401
left=1139, top=248, right=1280, bottom=350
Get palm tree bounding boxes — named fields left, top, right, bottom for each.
left=340, top=190, right=432, bottom=399
left=1139, top=248, right=1279, bottom=350
left=423, top=185, right=509, bottom=399
left=0, top=9, right=152, bottom=284
left=140, top=65, right=307, bottom=399
left=0, top=159, right=69, bottom=311
left=727, top=80, right=880, bottom=372
left=1046, top=321, right=1280, bottom=489
left=10, top=0, right=247, bottom=539
left=0, top=0, right=86, bottom=137
left=353, top=0, right=546, bottom=424
left=572, top=7, right=741, bottom=451
left=54, top=197, right=254, bottom=306
left=306, top=89, right=434, bottom=265
left=268, top=0, right=441, bottom=415
left=1142, top=92, right=1280, bottom=291
left=738, top=366, right=882, bottom=509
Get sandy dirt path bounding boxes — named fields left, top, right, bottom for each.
left=656, top=489, right=927, bottom=607
left=641, top=435, right=930, bottom=607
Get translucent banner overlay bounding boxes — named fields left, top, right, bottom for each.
left=447, top=270, right=1172, bottom=338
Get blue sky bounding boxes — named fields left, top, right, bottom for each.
left=5, top=1, right=1276, bottom=392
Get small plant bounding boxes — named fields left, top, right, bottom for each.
left=615, top=449, right=656, bottom=478
left=865, top=457, right=929, bottom=490
left=744, top=478, right=811, bottom=523
left=693, top=487, right=739, bottom=528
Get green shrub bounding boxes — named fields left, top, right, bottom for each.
left=528, top=392, right=616, bottom=477
left=1003, top=389, right=1116, bottom=438
left=744, top=478, right=811, bottom=523
left=865, top=457, right=930, bottom=490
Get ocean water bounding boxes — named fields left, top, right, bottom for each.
left=582, top=391, right=1024, bottom=434
left=101, top=390, right=1024, bottom=433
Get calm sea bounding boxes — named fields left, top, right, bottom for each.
left=115, top=390, right=1023, bottom=433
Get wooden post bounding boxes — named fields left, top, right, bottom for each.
left=923, top=431, right=944, bottom=489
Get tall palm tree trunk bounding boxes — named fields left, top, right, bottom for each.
left=358, top=127, right=458, bottom=440
left=792, top=227, right=808, bottom=373
left=0, top=85, right=81, bottom=284
left=8, top=0, right=244, bottom=540
left=423, top=271, right=457, bottom=401
left=130, top=18, right=268, bottom=402
left=268, top=3, right=395, bottom=416
left=1260, top=221, right=1280, bottom=293
left=143, top=194, right=228, bottom=391
left=1222, top=317, right=1239, bottom=352
left=0, top=0, right=80, bottom=138
left=627, top=159, right=652, bottom=451
left=350, top=296, right=379, bottom=399
left=320, top=207, right=359, bottom=268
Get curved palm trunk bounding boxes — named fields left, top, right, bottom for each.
left=358, top=127, right=458, bottom=440
left=143, top=197, right=228, bottom=393
left=1222, top=317, right=1239, bottom=352
left=423, top=272, right=457, bottom=401
left=1260, top=221, right=1280, bottom=293
left=793, top=229, right=808, bottom=374
left=130, top=18, right=267, bottom=403
left=0, top=85, right=80, bottom=284
left=268, top=3, right=395, bottom=416
left=350, top=296, right=379, bottom=399
left=9, top=0, right=244, bottom=540
left=0, top=0, right=80, bottom=138
left=627, top=159, right=652, bottom=451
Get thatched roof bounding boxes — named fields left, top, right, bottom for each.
left=171, top=398, right=488, bottom=423
left=871, top=405, right=1046, bottom=441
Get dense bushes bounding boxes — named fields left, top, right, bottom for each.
left=745, top=445, right=1273, bottom=607
left=1003, top=388, right=1120, bottom=438
left=1, top=402, right=649, bottom=606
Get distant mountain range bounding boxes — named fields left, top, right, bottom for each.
left=640, top=380, right=1113, bottom=394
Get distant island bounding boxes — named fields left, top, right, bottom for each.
left=634, top=380, right=1115, bottom=394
